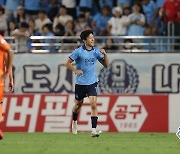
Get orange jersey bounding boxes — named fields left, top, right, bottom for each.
left=0, top=35, right=11, bottom=86
left=0, top=86, right=4, bottom=102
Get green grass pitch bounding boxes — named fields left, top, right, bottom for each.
left=0, top=132, right=180, bottom=154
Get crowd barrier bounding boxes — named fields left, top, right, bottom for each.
left=4, top=36, right=180, bottom=53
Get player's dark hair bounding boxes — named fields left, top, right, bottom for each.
left=80, top=30, right=93, bottom=40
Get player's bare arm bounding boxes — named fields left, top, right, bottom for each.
left=99, top=49, right=109, bottom=68
left=0, top=49, right=13, bottom=81
left=4, top=53, right=14, bottom=93
left=65, top=58, right=83, bottom=75
left=8, top=71, right=14, bottom=93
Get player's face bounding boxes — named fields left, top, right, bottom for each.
left=85, top=34, right=95, bottom=47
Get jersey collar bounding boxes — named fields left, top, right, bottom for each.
left=82, top=45, right=94, bottom=51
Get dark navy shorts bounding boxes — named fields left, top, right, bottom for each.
left=75, top=82, right=98, bottom=100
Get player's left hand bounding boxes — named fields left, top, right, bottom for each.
left=100, top=49, right=107, bottom=55
left=8, top=81, right=14, bottom=93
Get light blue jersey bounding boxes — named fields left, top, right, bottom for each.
left=69, top=46, right=104, bottom=85
left=117, top=0, right=131, bottom=5
left=24, top=0, right=41, bottom=11
left=156, top=0, right=166, bottom=8
left=142, top=0, right=157, bottom=24
left=5, top=0, right=20, bottom=11
left=79, top=0, right=93, bottom=9
left=93, top=13, right=111, bottom=31
left=127, top=13, right=145, bottom=36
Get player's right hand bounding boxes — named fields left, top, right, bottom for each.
left=9, top=81, right=14, bottom=93
left=75, top=70, right=83, bottom=76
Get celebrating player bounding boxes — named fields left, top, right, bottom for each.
left=65, top=30, right=109, bottom=137
left=0, top=35, right=14, bottom=140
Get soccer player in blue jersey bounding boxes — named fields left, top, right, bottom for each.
left=65, top=30, right=109, bottom=137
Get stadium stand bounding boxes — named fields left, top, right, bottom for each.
left=0, top=0, right=179, bottom=52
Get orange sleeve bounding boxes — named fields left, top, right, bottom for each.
left=0, top=35, right=11, bottom=51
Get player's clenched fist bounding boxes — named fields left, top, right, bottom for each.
left=75, top=70, right=83, bottom=75
left=100, top=48, right=107, bottom=55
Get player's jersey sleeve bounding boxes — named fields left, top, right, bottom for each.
left=96, top=48, right=104, bottom=60
left=0, top=35, right=11, bottom=51
left=69, top=49, right=79, bottom=61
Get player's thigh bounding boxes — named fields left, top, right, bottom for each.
left=75, top=84, right=87, bottom=100
left=87, top=82, right=98, bottom=97
left=0, top=86, right=4, bottom=103
left=88, top=96, right=97, bottom=105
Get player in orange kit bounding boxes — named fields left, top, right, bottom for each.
left=0, top=35, right=14, bottom=140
